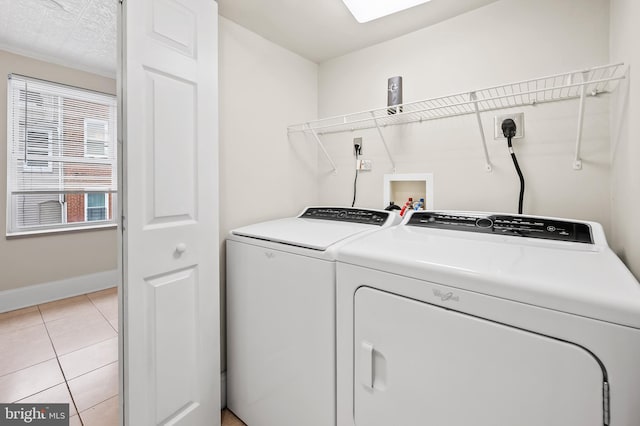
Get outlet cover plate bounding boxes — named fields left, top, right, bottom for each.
left=353, top=137, right=363, bottom=155
left=357, top=159, right=372, bottom=171
left=494, top=113, right=524, bottom=140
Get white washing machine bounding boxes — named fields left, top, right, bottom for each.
left=335, top=210, right=640, bottom=426
left=226, top=206, right=401, bottom=426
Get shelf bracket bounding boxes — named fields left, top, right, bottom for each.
left=470, top=92, right=492, bottom=172
left=370, top=112, right=396, bottom=172
left=306, top=123, right=338, bottom=174
left=573, top=72, right=589, bottom=171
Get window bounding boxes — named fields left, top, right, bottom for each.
left=23, top=129, right=53, bottom=172
left=6, top=74, right=117, bottom=235
left=84, top=119, right=109, bottom=158
left=85, top=193, right=109, bottom=222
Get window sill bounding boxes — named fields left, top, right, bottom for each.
left=6, top=223, right=118, bottom=239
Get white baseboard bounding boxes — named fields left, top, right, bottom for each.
left=0, top=269, right=119, bottom=313
left=221, top=371, right=227, bottom=408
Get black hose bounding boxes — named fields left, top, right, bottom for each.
left=352, top=152, right=358, bottom=207
left=507, top=136, right=525, bottom=214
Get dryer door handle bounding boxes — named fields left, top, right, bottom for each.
left=360, top=341, right=374, bottom=389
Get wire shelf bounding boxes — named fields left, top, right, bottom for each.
left=288, top=63, right=626, bottom=173
left=288, top=63, right=626, bottom=135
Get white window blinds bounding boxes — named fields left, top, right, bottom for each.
left=6, top=74, right=117, bottom=234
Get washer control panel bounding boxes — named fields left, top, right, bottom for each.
left=407, top=212, right=593, bottom=244
left=300, top=207, right=389, bottom=226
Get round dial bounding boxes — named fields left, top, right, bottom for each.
left=476, top=218, right=493, bottom=228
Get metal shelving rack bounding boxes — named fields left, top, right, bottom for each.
left=288, top=63, right=627, bottom=172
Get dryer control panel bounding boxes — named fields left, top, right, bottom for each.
left=408, top=212, right=593, bottom=244
left=300, top=207, right=390, bottom=225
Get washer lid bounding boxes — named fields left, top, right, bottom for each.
left=232, top=218, right=379, bottom=250
left=231, top=207, right=397, bottom=250
left=231, top=209, right=396, bottom=251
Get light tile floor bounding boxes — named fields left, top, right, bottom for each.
left=2, top=288, right=239, bottom=425
left=0, top=287, right=118, bottom=426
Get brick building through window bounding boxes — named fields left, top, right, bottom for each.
left=6, top=75, right=117, bottom=234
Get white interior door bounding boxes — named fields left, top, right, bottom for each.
left=121, top=0, right=219, bottom=424
left=354, top=287, right=605, bottom=426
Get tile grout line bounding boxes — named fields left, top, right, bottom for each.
left=86, top=291, right=118, bottom=334
left=39, top=291, right=118, bottom=357
left=55, top=290, right=119, bottom=420
left=56, top=335, right=118, bottom=361
left=3, top=308, right=60, bottom=400
left=84, top=290, right=121, bottom=417
left=6, top=359, right=61, bottom=400
left=0, top=316, right=55, bottom=380
left=37, top=304, right=85, bottom=426
left=76, top=392, right=118, bottom=415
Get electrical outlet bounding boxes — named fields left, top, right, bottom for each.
left=353, top=137, right=363, bottom=155
left=494, top=113, right=524, bottom=140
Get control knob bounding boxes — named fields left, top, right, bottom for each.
left=476, top=218, right=493, bottom=228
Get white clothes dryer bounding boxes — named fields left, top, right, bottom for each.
left=226, top=207, right=400, bottom=426
left=335, top=210, right=640, bottom=426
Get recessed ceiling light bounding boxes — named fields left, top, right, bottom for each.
left=341, top=0, right=433, bottom=23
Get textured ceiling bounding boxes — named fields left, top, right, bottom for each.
left=0, top=0, right=117, bottom=77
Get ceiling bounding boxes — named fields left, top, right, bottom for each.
left=218, top=0, right=500, bottom=63
left=0, top=0, right=117, bottom=76
left=0, top=0, right=498, bottom=77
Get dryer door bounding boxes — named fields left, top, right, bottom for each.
left=354, top=287, right=606, bottom=426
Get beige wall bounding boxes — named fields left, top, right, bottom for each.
left=0, top=49, right=117, bottom=292
left=218, top=17, right=318, bottom=233
left=317, top=0, right=613, bottom=234
left=610, top=0, right=640, bottom=279
left=218, top=17, right=318, bottom=370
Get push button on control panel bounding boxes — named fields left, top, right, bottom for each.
left=476, top=218, right=493, bottom=228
